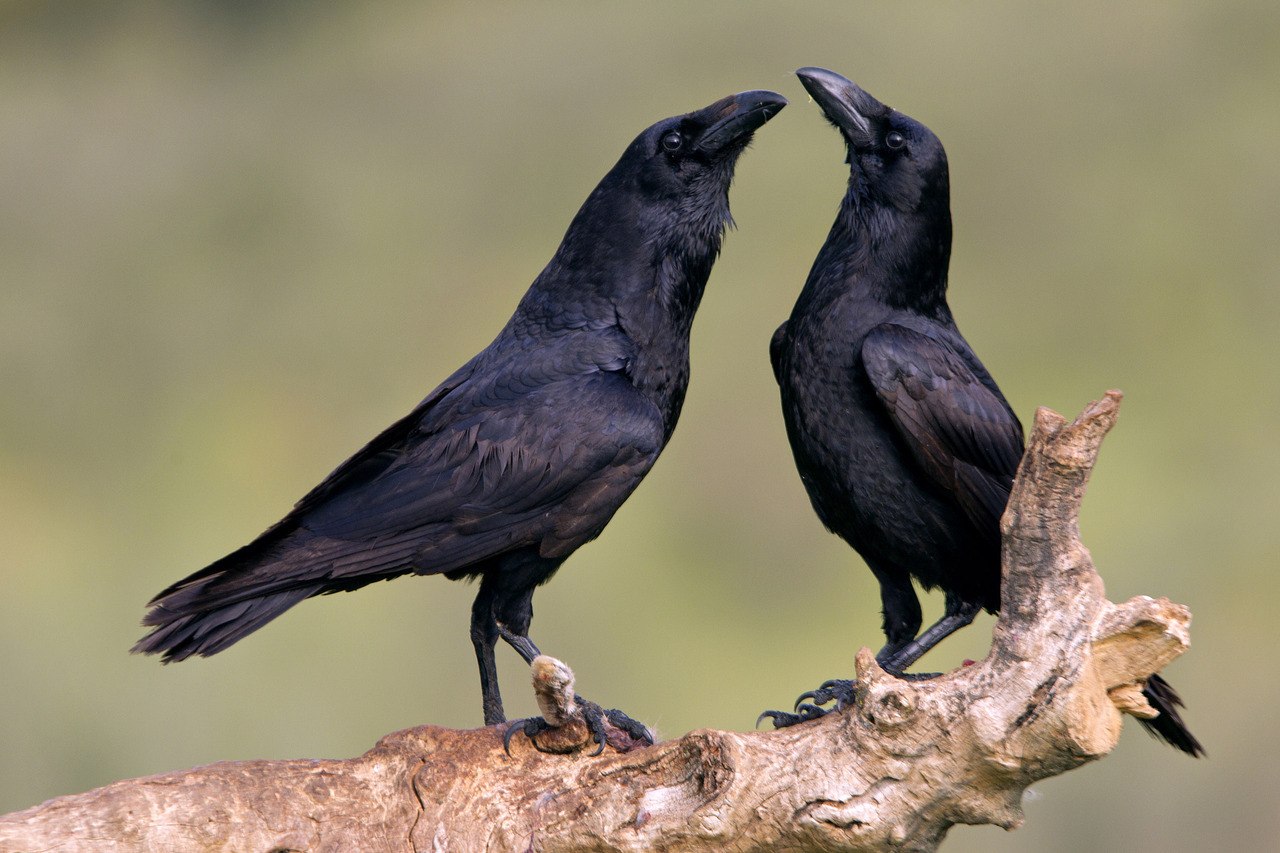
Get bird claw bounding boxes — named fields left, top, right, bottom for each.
left=793, top=678, right=856, bottom=710
left=579, top=700, right=610, bottom=756
left=503, top=711, right=602, bottom=756
left=756, top=703, right=831, bottom=729
left=757, top=677, right=858, bottom=729
left=600, top=706, right=656, bottom=746
left=503, top=716, right=554, bottom=754
left=503, top=697, right=653, bottom=756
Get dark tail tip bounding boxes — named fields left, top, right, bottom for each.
left=132, top=585, right=320, bottom=663
left=1138, top=673, right=1204, bottom=758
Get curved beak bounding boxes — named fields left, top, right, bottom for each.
left=694, top=90, right=788, bottom=154
left=796, top=67, right=887, bottom=148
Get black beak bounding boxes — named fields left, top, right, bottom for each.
left=695, top=90, right=788, bottom=154
left=796, top=67, right=887, bottom=148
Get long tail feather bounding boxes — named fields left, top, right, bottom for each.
left=132, top=583, right=322, bottom=662
left=1138, top=673, right=1204, bottom=757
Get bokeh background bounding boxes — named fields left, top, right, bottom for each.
left=2, top=1, right=1276, bottom=849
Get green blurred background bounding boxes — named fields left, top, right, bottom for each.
left=2, top=1, right=1276, bottom=849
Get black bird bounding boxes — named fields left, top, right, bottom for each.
left=760, top=67, right=1200, bottom=756
left=135, top=89, right=786, bottom=749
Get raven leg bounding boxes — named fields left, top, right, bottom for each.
left=469, top=585, right=506, bottom=726
left=496, top=623, right=542, bottom=663
left=878, top=597, right=981, bottom=674
left=872, top=568, right=924, bottom=666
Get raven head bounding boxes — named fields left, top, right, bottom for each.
left=557, top=90, right=786, bottom=254
left=615, top=90, right=788, bottom=259
left=547, top=89, right=785, bottom=313
left=627, top=89, right=788, bottom=203
left=796, top=67, right=948, bottom=216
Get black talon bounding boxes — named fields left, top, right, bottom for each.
left=575, top=699, right=654, bottom=753
left=756, top=709, right=797, bottom=728
left=505, top=698, right=651, bottom=756
left=757, top=705, right=829, bottom=729
left=791, top=678, right=856, bottom=712
left=577, top=699, right=609, bottom=756
left=767, top=676, right=862, bottom=728
left=603, top=708, right=655, bottom=745
left=817, top=678, right=856, bottom=704
left=503, top=712, right=592, bottom=756
left=503, top=724, right=517, bottom=753
left=503, top=716, right=553, bottom=755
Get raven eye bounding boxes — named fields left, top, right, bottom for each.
left=661, top=131, right=683, bottom=152
left=885, top=131, right=906, bottom=150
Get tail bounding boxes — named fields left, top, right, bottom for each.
left=132, top=533, right=325, bottom=662
left=1138, top=674, right=1204, bottom=757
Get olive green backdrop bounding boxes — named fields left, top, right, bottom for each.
left=2, top=2, right=1276, bottom=850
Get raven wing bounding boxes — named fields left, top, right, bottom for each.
left=146, top=340, right=664, bottom=610
left=860, top=323, right=1024, bottom=536
left=135, top=360, right=664, bottom=660
left=298, top=367, right=665, bottom=579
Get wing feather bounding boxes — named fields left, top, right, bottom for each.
left=861, top=323, right=1024, bottom=534
left=297, top=368, right=663, bottom=578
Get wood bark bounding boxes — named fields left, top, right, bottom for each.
left=0, top=392, right=1193, bottom=852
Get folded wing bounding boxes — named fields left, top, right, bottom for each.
left=861, top=323, right=1024, bottom=539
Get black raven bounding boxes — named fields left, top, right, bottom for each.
left=760, top=67, right=1200, bottom=756
left=135, top=89, right=786, bottom=749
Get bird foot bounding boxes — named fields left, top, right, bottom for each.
left=796, top=677, right=857, bottom=708
left=504, top=696, right=653, bottom=756
left=756, top=678, right=857, bottom=729
left=756, top=703, right=831, bottom=728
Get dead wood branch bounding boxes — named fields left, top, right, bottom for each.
left=0, top=391, right=1192, bottom=852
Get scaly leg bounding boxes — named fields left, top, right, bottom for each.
left=470, top=586, right=505, bottom=726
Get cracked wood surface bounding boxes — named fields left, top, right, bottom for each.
left=0, top=392, right=1193, bottom=852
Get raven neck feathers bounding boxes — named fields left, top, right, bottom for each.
left=528, top=165, right=731, bottom=335
left=511, top=167, right=732, bottom=440
left=799, top=187, right=952, bottom=319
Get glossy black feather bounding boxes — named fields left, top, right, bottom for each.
left=135, top=90, right=787, bottom=733
left=861, top=324, right=1023, bottom=538
left=776, top=68, right=1199, bottom=755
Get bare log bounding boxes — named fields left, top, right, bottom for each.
left=0, top=392, right=1192, bottom=852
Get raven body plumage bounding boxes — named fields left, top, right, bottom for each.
left=764, top=67, right=1200, bottom=756
left=136, top=90, right=786, bottom=740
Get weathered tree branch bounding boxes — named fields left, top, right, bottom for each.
left=0, top=392, right=1192, bottom=852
